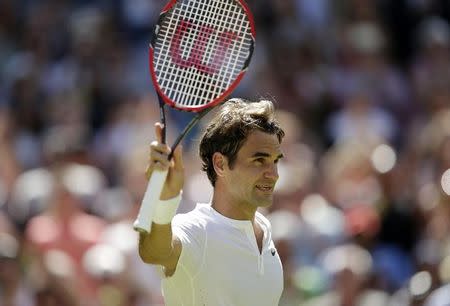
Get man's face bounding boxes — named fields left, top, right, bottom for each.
left=223, top=130, right=283, bottom=209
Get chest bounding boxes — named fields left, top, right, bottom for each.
left=196, top=226, right=284, bottom=305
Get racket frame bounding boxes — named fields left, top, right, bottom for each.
left=149, top=0, right=255, bottom=113
left=134, top=0, right=255, bottom=233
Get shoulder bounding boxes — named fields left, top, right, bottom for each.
left=172, top=203, right=212, bottom=226
left=166, top=205, right=213, bottom=275
left=171, top=204, right=214, bottom=239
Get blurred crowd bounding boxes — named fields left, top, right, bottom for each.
left=1, top=0, right=450, bottom=305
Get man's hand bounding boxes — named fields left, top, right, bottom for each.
left=145, top=122, right=184, bottom=200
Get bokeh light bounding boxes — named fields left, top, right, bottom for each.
left=408, top=271, right=432, bottom=298
left=441, top=168, right=450, bottom=196
left=370, top=144, right=397, bottom=174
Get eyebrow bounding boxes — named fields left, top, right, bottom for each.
left=251, top=152, right=284, bottom=160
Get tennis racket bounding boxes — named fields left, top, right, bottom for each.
left=133, top=0, right=256, bottom=233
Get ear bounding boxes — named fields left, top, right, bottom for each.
left=212, top=152, right=228, bottom=177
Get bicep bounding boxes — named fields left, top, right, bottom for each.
left=138, top=223, right=182, bottom=270
left=141, top=214, right=205, bottom=277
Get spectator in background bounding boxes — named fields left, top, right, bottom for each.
left=411, top=17, right=450, bottom=106
left=24, top=163, right=107, bottom=302
left=0, top=218, right=34, bottom=306
left=0, top=1, right=449, bottom=305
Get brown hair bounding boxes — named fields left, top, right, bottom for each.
left=199, top=98, right=285, bottom=186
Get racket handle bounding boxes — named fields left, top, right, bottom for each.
left=133, top=169, right=169, bottom=234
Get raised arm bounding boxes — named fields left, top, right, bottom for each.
left=138, top=122, right=184, bottom=274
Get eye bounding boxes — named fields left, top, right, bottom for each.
left=253, top=158, right=265, bottom=165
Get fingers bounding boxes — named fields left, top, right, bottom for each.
left=149, top=122, right=183, bottom=173
left=148, top=122, right=168, bottom=170
left=149, top=140, right=171, bottom=170
left=154, top=122, right=165, bottom=143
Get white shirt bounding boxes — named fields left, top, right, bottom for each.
left=161, top=203, right=284, bottom=306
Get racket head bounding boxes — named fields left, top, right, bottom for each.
left=149, top=0, right=256, bottom=112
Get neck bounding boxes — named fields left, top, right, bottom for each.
left=211, top=188, right=257, bottom=221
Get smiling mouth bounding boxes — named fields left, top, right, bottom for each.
left=255, top=185, right=274, bottom=192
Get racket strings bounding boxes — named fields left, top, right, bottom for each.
left=164, top=0, right=206, bottom=107
left=176, top=0, right=212, bottom=107
left=158, top=1, right=250, bottom=82
left=153, top=0, right=253, bottom=108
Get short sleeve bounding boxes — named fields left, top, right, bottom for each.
left=170, top=213, right=205, bottom=278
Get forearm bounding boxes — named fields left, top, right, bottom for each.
left=137, top=191, right=182, bottom=268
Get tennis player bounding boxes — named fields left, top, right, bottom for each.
left=138, top=98, right=285, bottom=306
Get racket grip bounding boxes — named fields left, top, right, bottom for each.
left=133, top=169, right=169, bottom=234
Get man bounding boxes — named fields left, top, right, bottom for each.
left=138, top=98, right=285, bottom=306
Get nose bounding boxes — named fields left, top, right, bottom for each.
left=264, top=163, right=279, bottom=180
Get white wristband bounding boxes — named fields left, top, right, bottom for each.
left=152, top=192, right=182, bottom=224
